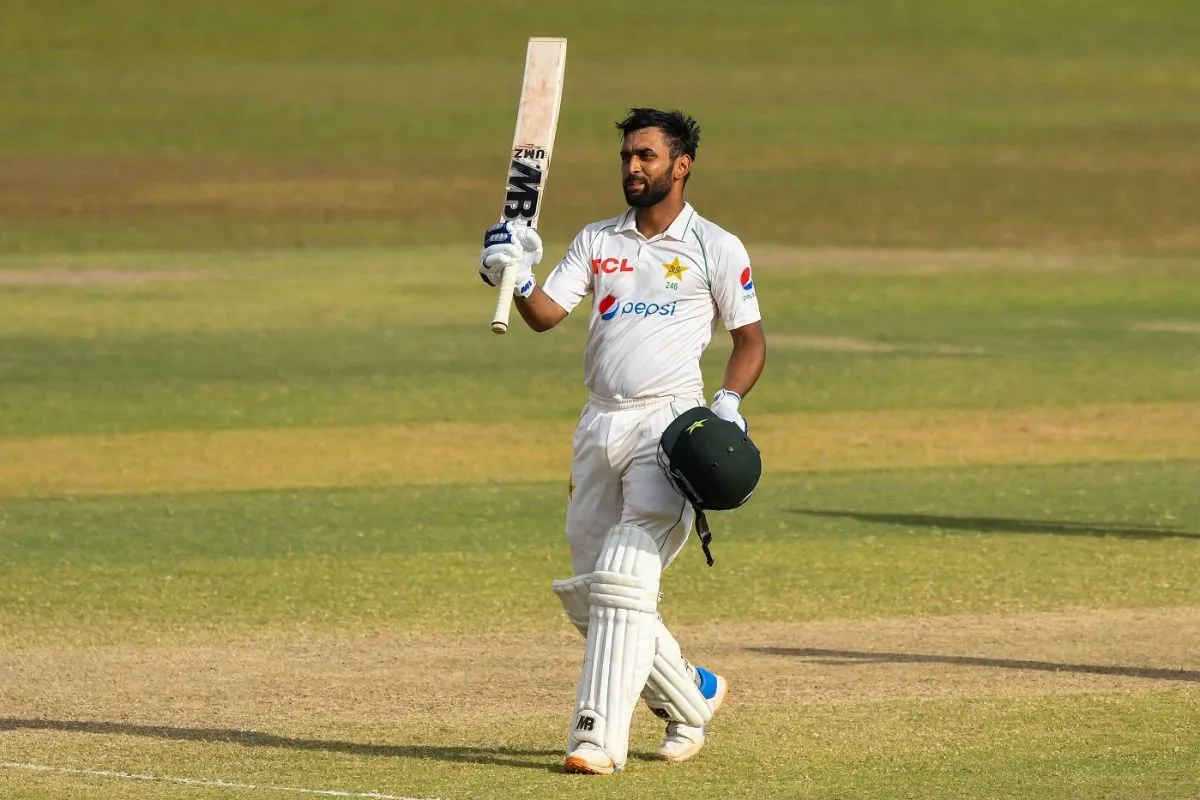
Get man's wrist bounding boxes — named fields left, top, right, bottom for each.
left=515, top=274, right=536, bottom=298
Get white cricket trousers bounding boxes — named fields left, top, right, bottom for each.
left=566, top=393, right=704, bottom=577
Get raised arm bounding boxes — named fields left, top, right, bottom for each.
left=479, top=221, right=590, bottom=333
left=515, top=287, right=569, bottom=332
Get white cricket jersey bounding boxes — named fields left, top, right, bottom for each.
left=541, top=203, right=762, bottom=401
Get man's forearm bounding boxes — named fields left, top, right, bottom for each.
left=722, top=346, right=764, bottom=398
left=515, top=286, right=569, bottom=332
left=722, top=323, right=766, bottom=398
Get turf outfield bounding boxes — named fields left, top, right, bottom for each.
left=2, top=250, right=1198, bottom=436
left=2, top=250, right=1197, bottom=799
left=3, top=1, right=1200, bottom=798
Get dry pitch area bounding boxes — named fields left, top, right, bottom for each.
left=2, top=608, right=1197, bottom=798
left=4, top=609, right=1198, bottom=729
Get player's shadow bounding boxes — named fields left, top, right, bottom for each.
left=747, top=647, right=1200, bottom=682
left=0, top=718, right=559, bottom=771
left=790, top=508, right=1200, bottom=540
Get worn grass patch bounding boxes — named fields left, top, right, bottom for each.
left=2, top=609, right=1198, bottom=794
left=3, top=609, right=1197, bottom=727
left=0, top=402, right=1195, bottom=498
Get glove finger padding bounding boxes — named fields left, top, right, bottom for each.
left=483, top=221, right=515, bottom=248
left=482, top=243, right=522, bottom=270
left=510, top=224, right=544, bottom=266
left=479, top=243, right=520, bottom=287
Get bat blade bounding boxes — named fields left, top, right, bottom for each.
left=490, top=37, right=567, bottom=335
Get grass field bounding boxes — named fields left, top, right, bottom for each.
left=3, top=1, right=1200, bottom=799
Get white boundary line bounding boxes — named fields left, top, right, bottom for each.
left=0, top=762, right=439, bottom=800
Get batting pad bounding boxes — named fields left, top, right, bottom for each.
left=640, top=626, right=713, bottom=727
left=551, top=574, right=590, bottom=635
left=554, top=577, right=712, bottom=727
left=567, top=525, right=661, bottom=766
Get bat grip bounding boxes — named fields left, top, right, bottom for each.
left=490, top=263, right=519, bottom=334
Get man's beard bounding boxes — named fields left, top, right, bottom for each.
left=623, top=168, right=673, bottom=208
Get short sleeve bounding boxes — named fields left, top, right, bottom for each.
left=541, top=228, right=594, bottom=315
left=709, top=235, right=762, bottom=330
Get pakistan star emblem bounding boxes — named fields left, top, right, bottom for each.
left=686, top=419, right=706, bottom=434
left=663, top=257, right=688, bottom=281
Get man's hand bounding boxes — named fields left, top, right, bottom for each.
left=710, top=389, right=748, bottom=432
left=479, top=221, right=543, bottom=298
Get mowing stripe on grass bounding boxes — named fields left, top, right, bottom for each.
left=0, top=762, right=437, bottom=800
left=0, top=402, right=1195, bottom=498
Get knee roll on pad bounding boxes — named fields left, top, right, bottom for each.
left=552, top=575, right=590, bottom=635
left=567, top=525, right=661, bottom=766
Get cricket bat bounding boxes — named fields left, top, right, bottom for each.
left=490, top=37, right=568, bottom=335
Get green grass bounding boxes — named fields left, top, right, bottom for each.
left=2, top=461, right=1197, bottom=647
left=3, top=0, right=1200, bottom=253
left=4, top=695, right=1198, bottom=799
left=1, top=251, right=1198, bottom=436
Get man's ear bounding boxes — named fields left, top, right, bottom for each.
left=674, top=154, right=692, bottom=181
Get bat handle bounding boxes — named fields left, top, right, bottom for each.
left=490, top=263, right=519, bottom=334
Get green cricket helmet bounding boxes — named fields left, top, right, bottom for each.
left=659, top=406, right=762, bottom=510
left=658, top=406, right=762, bottom=566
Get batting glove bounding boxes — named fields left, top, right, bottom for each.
left=710, top=389, right=748, bottom=433
left=479, top=220, right=543, bottom=298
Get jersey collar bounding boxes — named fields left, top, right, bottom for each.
left=615, top=202, right=697, bottom=242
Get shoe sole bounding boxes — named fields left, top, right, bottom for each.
left=564, top=755, right=617, bottom=775
left=655, top=677, right=729, bottom=763
left=657, top=738, right=705, bottom=763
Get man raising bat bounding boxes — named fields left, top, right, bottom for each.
left=479, top=108, right=767, bottom=775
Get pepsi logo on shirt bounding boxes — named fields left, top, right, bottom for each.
left=597, top=294, right=678, bottom=321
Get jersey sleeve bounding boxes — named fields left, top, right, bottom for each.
left=540, top=228, right=593, bottom=314
left=709, top=235, right=762, bottom=330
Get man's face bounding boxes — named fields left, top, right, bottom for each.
left=621, top=127, right=678, bottom=208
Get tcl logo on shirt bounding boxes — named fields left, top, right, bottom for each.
left=592, top=257, right=635, bottom=274
left=598, top=294, right=678, bottom=320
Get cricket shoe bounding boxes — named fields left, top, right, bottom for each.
left=655, top=667, right=728, bottom=763
left=564, top=743, right=619, bottom=775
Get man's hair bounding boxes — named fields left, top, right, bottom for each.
left=615, top=108, right=701, bottom=161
